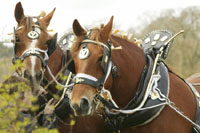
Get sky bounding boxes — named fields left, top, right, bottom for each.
left=0, top=0, right=200, bottom=44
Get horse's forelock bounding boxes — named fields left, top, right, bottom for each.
left=90, top=28, right=101, bottom=41
left=21, top=16, right=47, bottom=32
left=111, top=34, right=142, bottom=48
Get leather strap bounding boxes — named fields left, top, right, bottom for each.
left=185, top=81, right=200, bottom=133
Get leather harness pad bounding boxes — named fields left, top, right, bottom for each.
left=142, top=30, right=173, bottom=59
left=104, top=62, right=170, bottom=131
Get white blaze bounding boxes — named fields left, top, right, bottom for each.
left=29, top=40, right=37, bottom=76
left=29, top=27, right=41, bottom=77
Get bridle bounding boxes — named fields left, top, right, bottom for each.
left=72, top=31, right=121, bottom=109
left=73, top=31, right=113, bottom=90
left=12, top=17, right=57, bottom=71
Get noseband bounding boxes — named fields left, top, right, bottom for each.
left=12, top=17, right=57, bottom=69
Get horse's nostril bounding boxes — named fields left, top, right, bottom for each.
left=24, top=69, right=30, bottom=79
left=80, top=98, right=90, bottom=111
left=36, top=70, right=43, bottom=82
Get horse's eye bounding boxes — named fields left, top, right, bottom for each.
left=98, top=56, right=103, bottom=62
left=16, top=37, right=20, bottom=43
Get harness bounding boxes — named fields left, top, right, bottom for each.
left=72, top=29, right=200, bottom=132
left=12, top=17, right=57, bottom=70
left=100, top=30, right=174, bottom=131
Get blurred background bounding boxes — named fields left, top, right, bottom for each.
left=0, top=0, right=200, bottom=80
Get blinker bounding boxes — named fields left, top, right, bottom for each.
left=46, top=33, right=57, bottom=56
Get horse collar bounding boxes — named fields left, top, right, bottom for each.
left=102, top=56, right=170, bottom=131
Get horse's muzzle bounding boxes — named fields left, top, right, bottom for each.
left=24, top=69, right=43, bottom=83
left=23, top=69, right=44, bottom=96
left=70, top=97, right=95, bottom=116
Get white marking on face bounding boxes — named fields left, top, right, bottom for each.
left=29, top=27, right=41, bottom=77
left=29, top=40, right=38, bottom=76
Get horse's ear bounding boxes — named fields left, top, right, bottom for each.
left=73, top=19, right=86, bottom=37
left=15, top=2, right=25, bottom=24
left=101, top=16, right=114, bottom=42
left=41, top=8, right=56, bottom=27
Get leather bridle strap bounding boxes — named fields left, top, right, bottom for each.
left=74, top=73, right=100, bottom=88
left=12, top=48, right=49, bottom=68
left=82, top=39, right=110, bottom=50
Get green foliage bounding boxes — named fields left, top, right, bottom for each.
left=9, top=59, right=24, bottom=72
left=0, top=80, right=31, bottom=132
left=0, top=63, right=58, bottom=132
left=33, top=128, right=58, bottom=133
left=0, top=51, right=75, bottom=132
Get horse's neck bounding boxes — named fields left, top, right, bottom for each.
left=44, top=45, right=64, bottom=81
left=110, top=36, right=145, bottom=107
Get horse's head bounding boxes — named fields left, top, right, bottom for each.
left=70, top=17, right=114, bottom=116
left=13, top=2, right=57, bottom=94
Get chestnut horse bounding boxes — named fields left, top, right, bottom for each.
left=13, top=2, right=62, bottom=95
left=69, top=16, right=200, bottom=132
left=13, top=2, right=107, bottom=133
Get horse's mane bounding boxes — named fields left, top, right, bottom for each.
left=111, top=34, right=140, bottom=47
